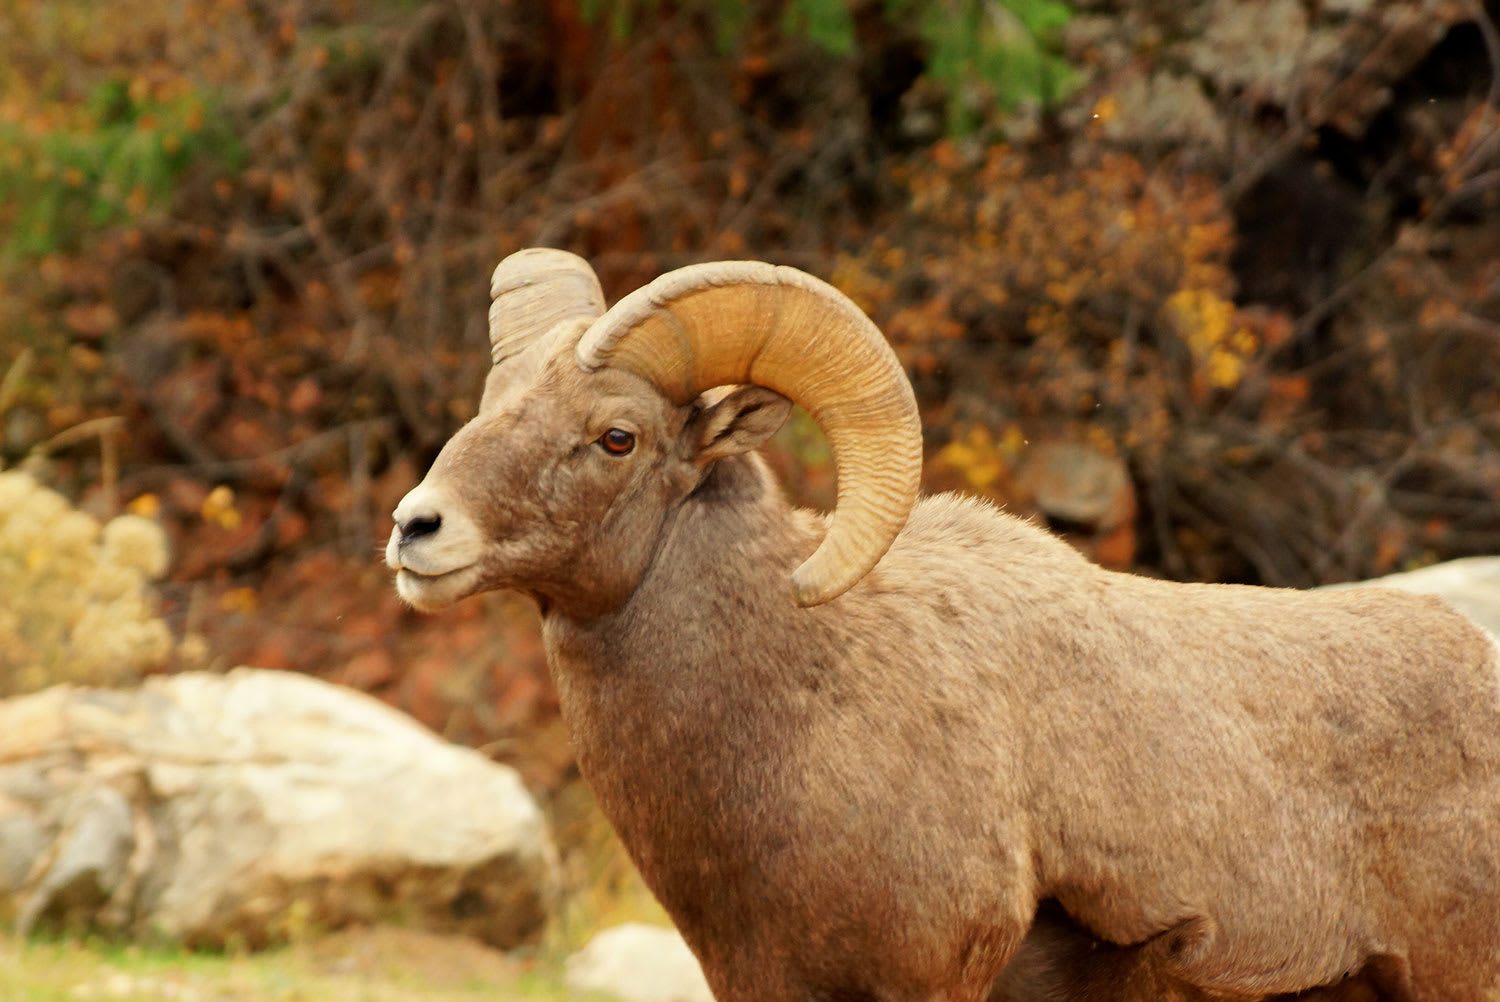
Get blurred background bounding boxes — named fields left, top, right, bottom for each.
left=1, top=0, right=1499, bottom=982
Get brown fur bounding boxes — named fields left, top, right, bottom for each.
left=993, top=904, right=1416, bottom=1002
left=388, top=327, right=1500, bottom=1001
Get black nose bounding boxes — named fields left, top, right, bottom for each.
left=399, top=513, right=442, bottom=542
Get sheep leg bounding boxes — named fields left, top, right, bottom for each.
left=987, top=907, right=1421, bottom=1002
left=987, top=903, right=1211, bottom=1002
left=1151, top=923, right=1420, bottom=1002
left=1135, top=928, right=1424, bottom=1002
left=1342, top=955, right=1416, bottom=1002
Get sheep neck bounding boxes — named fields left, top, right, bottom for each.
left=540, top=453, right=887, bottom=938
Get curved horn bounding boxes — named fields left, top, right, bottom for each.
left=489, top=248, right=605, bottom=366
left=576, top=262, right=922, bottom=607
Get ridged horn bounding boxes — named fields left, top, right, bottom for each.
left=576, top=261, right=922, bottom=607
left=489, top=248, right=605, bottom=367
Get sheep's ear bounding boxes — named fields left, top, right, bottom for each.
left=683, top=385, right=793, bottom=466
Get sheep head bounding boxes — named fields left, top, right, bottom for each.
left=386, top=250, right=922, bottom=614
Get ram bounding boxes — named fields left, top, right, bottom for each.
left=386, top=248, right=1500, bottom=1001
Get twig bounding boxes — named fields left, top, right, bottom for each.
left=29, top=416, right=125, bottom=514
left=1224, top=9, right=1447, bottom=204
left=1310, top=438, right=1425, bottom=580
left=1468, top=0, right=1500, bottom=111
left=32, top=415, right=125, bottom=454
left=123, top=417, right=394, bottom=486
left=1442, top=167, right=1500, bottom=211
left=345, top=420, right=374, bottom=555
left=226, top=464, right=309, bottom=572
left=0, top=347, right=33, bottom=417
left=1145, top=463, right=1188, bottom=579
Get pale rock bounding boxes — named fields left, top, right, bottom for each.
left=0, top=803, right=45, bottom=890
left=1187, top=0, right=1340, bottom=106
left=0, top=667, right=558, bottom=947
left=14, top=784, right=135, bottom=933
left=566, top=922, right=715, bottom=1002
left=1099, top=71, right=1228, bottom=155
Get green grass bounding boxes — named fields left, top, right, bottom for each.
left=0, top=926, right=597, bottom=1002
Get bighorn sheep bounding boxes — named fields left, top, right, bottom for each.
left=387, top=248, right=1500, bottom=1001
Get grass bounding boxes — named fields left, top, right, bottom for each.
left=0, top=925, right=604, bottom=1002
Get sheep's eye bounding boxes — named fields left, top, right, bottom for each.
left=599, top=428, right=635, bottom=455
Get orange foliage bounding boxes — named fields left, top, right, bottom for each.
left=2, top=0, right=1498, bottom=774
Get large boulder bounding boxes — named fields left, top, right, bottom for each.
left=0, top=667, right=558, bottom=948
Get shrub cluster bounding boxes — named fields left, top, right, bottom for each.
left=0, top=470, right=173, bottom=695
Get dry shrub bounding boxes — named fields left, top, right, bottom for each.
left=840, top=146, right=1245, bottom=434
left=0, top=470, right=174, bottom=695
left=841, top=137, right=1500, bottom=585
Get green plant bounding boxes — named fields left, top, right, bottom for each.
left=911, top=0, right=1077, bottom=126
left=781, top=0, right=856, bottom=54
left=0, top=79, right=242, bottom=258
left=577, top=0, right=1077, bottom=127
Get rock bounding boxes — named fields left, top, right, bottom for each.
left=0, top=667, right=558, bottom=948
left=1065, top=0, right=1463, bottom=158
left=1018, top=442, right=1137, bottom=569
left=1333, top=556, right=1500, bottom=641
left=1020, top=442, right=1134, bottom=530
left=14, top=784, right=135, bottom=934
left=1186, top=0, right=1339, bottom=107
left=1098, top=70, right=1227, bottom=156
left=565, top=923, right=715, bottom=1002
